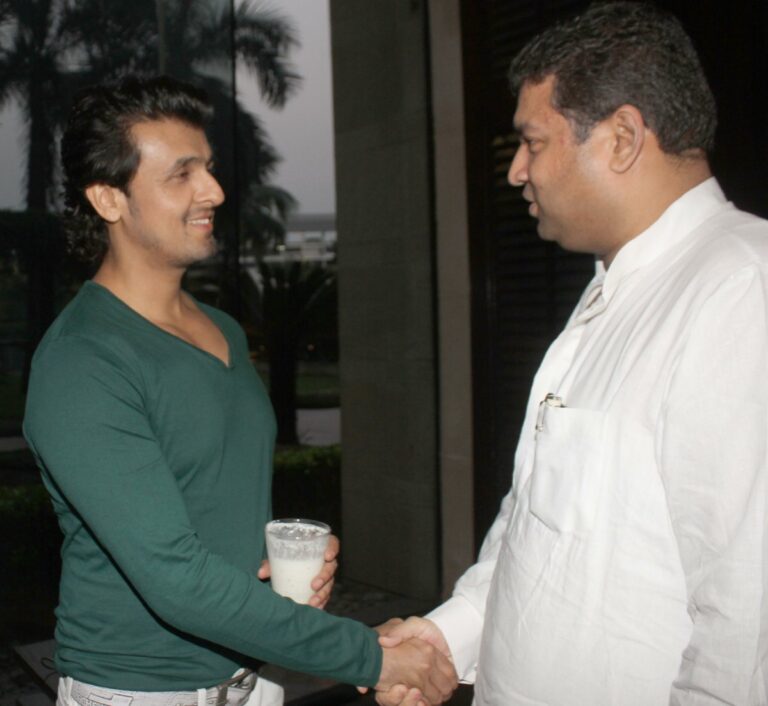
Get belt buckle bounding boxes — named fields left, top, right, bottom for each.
left=212, top=669, right=254, bottom=706
left=214, top=685, right=228, bottom=706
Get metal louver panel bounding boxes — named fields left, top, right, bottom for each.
left=462, top=0, right=594, bottom=547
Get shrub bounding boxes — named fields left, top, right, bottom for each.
left=272, top=445, right=341, bottom=535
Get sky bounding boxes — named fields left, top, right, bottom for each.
left=0, top=0, right=336, bottom=215
left=246, top=0, right=336, bottom=215
left=0, top=97, right=25, bottom=210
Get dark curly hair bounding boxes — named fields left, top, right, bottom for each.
left=509, top=1, right=717, bottom=156
left=61, top=75, right=213, bottom=263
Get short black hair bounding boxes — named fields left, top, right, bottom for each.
left=61, top=74, right=214, bottom=262
left=509, top=1, right=717, bottom=156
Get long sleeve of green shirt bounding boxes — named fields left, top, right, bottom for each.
left=23, top=282, right=382, bottom=691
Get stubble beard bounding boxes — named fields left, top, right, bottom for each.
left=127, top=200, right=220, bottom=269
left=168, top=231, right=219, bottom=269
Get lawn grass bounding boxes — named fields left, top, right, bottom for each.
left=254, top=361, right=339, bottom=408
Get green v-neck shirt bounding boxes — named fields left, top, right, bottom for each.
left=24, top=281, right=381, bottom=691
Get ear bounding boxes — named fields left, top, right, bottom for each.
left=84, top=183, right=124, bottom=224
left=607, top=105, right=646, bottom=174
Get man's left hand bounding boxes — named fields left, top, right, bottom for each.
left=258, top=534, right=339, bottom=609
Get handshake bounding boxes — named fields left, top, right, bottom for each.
left=364, top=616, right=458, bottom=706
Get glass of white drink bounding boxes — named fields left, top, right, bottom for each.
left=265, top=518, right=331, bottom=604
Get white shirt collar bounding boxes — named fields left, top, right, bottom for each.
left=598, top=177, right=733, bottom=302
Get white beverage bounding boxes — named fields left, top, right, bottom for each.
left=265, top=519, right=331, bottom=604
left=269, top=555, right=326, bottom=604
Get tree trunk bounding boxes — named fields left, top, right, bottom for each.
left=25, top=77, right=53, bottom=212
left=22, top=82, right=57, bottom=389
left=268, top=333, right=299, bottom=445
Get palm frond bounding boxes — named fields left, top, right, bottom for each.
left=234, top=0, right=300, bottom=107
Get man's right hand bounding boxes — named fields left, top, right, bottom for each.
left=376, top=617, right=452, bottom=659
left=376, top=635, right=457, bottom=705
left=374, top=617, right=456, bottom=705
left=375, top=685, right=427, bottom=706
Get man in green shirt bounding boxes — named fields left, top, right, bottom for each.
left=24, top=75, right=456, bottom=706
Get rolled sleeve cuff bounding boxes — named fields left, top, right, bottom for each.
left=427, top=596, right=483, bottom=683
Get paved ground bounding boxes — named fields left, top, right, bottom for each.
left=0, top=647, right=48, bottom=706
left=296, top=407, right=340, bottom=446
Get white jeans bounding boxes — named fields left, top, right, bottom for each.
left=56, top=670, right=284, bottom=706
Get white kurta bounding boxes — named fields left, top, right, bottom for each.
left=431, top=179, right=768, bottom=705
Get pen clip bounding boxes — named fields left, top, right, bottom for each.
left=535, top=393, right=565, bottom=433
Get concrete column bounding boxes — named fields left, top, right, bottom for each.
left=428, top=0, right=475, bottom=596
left=330, top=0, right=440, bottom=598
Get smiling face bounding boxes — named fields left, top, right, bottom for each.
left=116, top=118, right=225, bottom=269
left=508, top=76, right=612, bottom=256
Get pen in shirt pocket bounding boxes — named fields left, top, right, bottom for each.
left=535, top=393, right=566, bottom=433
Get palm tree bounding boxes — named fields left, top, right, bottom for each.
left=85, top=0, right=300, bottom=315
left=258, top=261, right=337, bottom=445
left=158, top=0, right=299, bottom=108
left=0, top=0, right=98, bottom=384
left=241, top=183, right=297, bottom=259
left=0, top=0, right=299, bottom=253
left=183, top=257, right=336, bottom=446
left=0, top=0, right=300, bottom=378
left=0, top=0, right=91, bottom=211
left=148, top=1, right=300, bottom=314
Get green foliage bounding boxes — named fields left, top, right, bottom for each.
left=274, top=444, right=340, bottom=475
left=0, top=0, right=299, bottom=208
left=0, top=482, right=49, bottom=513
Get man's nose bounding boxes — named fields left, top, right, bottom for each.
left=507, top=144, right=528, bottom=187
left=201, top=171, right=226, bottom=206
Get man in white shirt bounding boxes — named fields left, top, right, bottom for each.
left=376, top=2, right=768, bottom=705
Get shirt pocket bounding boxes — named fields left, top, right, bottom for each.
left=529, top=405, right=607, bottom=534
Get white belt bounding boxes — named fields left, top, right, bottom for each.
left=68, top=669, right=257, bottom=706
